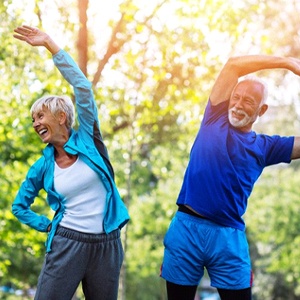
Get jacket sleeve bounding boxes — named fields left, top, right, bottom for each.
left=53, top=49, right=114, bottom=178
left=52, top=49, right=98, bottom=137
left=12, top=160, right=51, bottom=232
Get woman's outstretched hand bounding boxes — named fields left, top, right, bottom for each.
left=13, top=25, right=60, bottom=55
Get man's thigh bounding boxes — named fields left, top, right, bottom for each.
left=206, top=226, right=253, bottom=290
left=218, top=287, right=252, bottom=300
left=161, top=212, right=207, bottom=285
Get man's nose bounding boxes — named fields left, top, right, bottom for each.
left=234, top=99, right=243, bottom=109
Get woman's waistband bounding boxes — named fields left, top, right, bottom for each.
left=56, top=225, right=120, bottom=243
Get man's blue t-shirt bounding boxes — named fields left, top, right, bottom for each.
left=176, top=99, right=294, bottom=230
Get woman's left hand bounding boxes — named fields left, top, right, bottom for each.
left=13, top=25, right=60, bottom=54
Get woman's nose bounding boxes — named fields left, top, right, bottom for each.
left=33, top=120, right=40, bottom=128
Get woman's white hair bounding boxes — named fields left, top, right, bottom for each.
left=30, top=95, right=75, bottom=129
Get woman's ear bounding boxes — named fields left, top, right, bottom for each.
left=58, top=111, right=67, bottom=125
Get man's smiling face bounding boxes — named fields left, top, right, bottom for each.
left=228, top=80, right=268, bottom=132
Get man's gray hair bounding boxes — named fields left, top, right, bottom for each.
left=240, top=75, right=269, bottom=105
left=30, top=95, right=75, bottom=129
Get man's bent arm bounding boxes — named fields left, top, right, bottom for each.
left=210, top=55, right=300, bottom=106
left=291, top=136, right=300, bottom=160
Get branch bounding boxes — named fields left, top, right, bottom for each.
left=92, top=13, right=126, bottom=86
left=92, top=0, right=169, bottom=87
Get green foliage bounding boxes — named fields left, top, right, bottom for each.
left=125, top=178, right=179, bottom=300
left=247, top=167, right=300, bottom=298
left=0, top=0, right=70, bottom=290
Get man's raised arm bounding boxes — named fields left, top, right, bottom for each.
left=210, top=55, right=300, bottom=106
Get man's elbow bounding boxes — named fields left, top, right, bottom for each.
left=291, top=137, right=300, bottom=160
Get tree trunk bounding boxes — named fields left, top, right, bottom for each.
left=77, top=0, right=89, bottom=75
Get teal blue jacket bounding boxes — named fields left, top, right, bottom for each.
left=12, top=50, right=130, bottom=252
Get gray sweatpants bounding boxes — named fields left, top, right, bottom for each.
left=34, top=226, right=123, bottom=300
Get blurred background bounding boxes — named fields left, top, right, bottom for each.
left=1, top=0, right=300, bottom=299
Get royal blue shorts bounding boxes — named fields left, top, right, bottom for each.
left=161, top=211, right=253, bottom=289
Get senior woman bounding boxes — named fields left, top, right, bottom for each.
left=12, top=25, right=129, bottom=300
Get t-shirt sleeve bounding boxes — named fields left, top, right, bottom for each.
left=203, top=99, right=229, bottom=126
left=261, top=135, right=294, bottom=166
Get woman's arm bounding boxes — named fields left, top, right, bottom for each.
left=12, top=161, right=51, bottom=232
left=13, top=25, right=60, bottom=54
left=14, top=25, right=98, bottom=135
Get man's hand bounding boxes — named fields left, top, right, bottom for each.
left=13, top=25, right=60, bottom=55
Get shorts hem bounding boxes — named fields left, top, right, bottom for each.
left=160, top=274, right=199, bottom=286
left=211, top=283, right=252, bottom=290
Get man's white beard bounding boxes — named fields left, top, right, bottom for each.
left=228, top=107, right=257, bottom=128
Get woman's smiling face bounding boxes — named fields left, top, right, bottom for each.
left=32, top=106, right=62, bottom=144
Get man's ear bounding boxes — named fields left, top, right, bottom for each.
left=258, top=104, right=268, bottom=117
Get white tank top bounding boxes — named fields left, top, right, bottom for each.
left=54, top=156, right=107, bottom=233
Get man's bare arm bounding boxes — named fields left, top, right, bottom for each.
left=210, top=55, right=300, bottom=106
left=291, top=137, right=300, bottom=160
